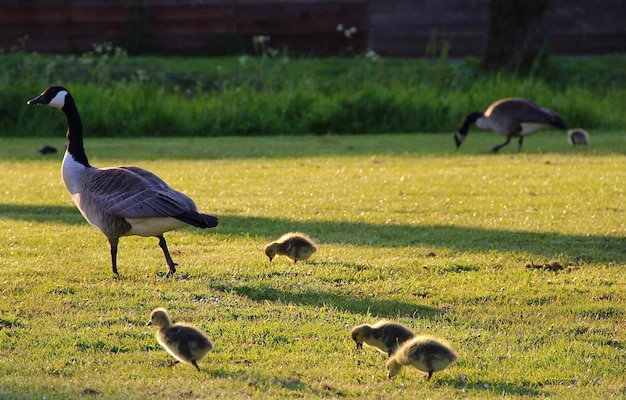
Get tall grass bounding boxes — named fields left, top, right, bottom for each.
left=1, top=49, right=625, bottom=137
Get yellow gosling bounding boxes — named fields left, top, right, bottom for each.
left=264, top=232, right=317, bottom=263
left=147, top=308, right=214, bottom=371
left=567, top=128, right=589, bottom=146
left=350, top=320, right=416, bottom=357
left=386, top=335, right=457, bottom=380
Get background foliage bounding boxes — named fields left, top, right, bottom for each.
left=1, top=45, right=625, bottom=138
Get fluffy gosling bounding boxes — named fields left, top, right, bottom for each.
left=567, top=128, right=589, bottom=146
left=386, top=335, right=457, bottom=380
left=147, top=308, right=214, bottom=371
left=350, top=320, right=416, bottom=357
left=264, top=232, right=317, bottom=263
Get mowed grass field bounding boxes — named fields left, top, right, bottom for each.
left=0, top=132, right=625, bottom=399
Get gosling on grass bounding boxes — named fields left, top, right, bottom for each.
left=386, top=335, right=458, bottom=380
left=147, top=308, right=214, bottom=371
left=264, top=232, right=317, bottom=263
left=567, top=128, right=589, bottom=146
left=350, top=321, right=416, bottom=357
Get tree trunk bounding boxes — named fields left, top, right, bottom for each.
left=481, top=0, right=550, bottom=73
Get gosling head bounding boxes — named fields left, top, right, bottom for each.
left=385, top=357, right=402, bottom=379
left=147, top=308, right=172, bottom=328
left=350, top=324, right=371, bottom=350
left=264, top=243, right=278, bottom=262
left=27, top=86, right=70, bottom=109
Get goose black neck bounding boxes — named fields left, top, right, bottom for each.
left=458, top=111, right=483, bottom=135
left=62, top=94, right=91, bottom=167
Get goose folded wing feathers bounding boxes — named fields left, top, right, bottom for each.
left=503, top=100, right=564, bottom=126
left=119, top=166, right=172, bottom=189
left=80, top=167, right=216, bottom=227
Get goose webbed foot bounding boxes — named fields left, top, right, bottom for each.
left=165, top=263, right=178, bottom=278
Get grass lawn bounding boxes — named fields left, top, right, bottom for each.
left=0, top=132, right=625, bottom=399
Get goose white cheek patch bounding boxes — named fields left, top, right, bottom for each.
left=49, top=90, right=68, bottom=109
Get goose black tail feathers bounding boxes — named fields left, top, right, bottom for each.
left=175, top=212, right=219, bottom=229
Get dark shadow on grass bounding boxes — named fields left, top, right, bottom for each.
left=210, top=282, right=441, bottom=318
left=219, top=215, right=625, bottom=264
left=0, top=204, right=84, bottom=225
left=429, top=377, right=543, bottom=396
left=3, top=205, right=624, bottom=263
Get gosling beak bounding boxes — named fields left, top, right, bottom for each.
left=146, top=320, right=153, bottom=326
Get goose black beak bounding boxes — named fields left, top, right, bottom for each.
left=454, top=131, right=463, bottom=149
left=27, top=94, right=46, bottom=105
left=146, top=320, right=153, bottom=326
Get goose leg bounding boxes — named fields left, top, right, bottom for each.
left=491, top=137, right=511, bottom=153
left=108, top=237, right=119, bottom=275
left=426, top=370, right=433, bottom=381
left=157, top=235, right=178, bottom=277
left=191, top=359, right=201, bottom=371
left=517, top=137, right=524, bottom=152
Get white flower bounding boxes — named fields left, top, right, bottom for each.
left=344, top=27, right=358, bottom=38
left=337, top=24, right=344, bottom=31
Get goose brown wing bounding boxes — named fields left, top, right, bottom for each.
left=80, top=167, right=199, bottom=219
left=492, top=99, right=566, bottom=127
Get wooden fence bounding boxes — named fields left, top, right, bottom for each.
left=0, top=0, right=624, bottom=57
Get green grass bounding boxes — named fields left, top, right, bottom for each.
left=0, top=132, right=624, bottom=399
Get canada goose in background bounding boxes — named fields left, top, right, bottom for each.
left=147, top=308, right=214, bottom=371
left=38, top=144, right=58, bottom=155
left=567, top=128, right=589, bottom=146
left=386, top=335, right=458, bottom=380
left=264, top=232, right=317, bottom=263
left=27, top=86, right=219, bottom=277
left=350, top=320, right=416, bottom=357
left=455, top=97, right=568, bottom=152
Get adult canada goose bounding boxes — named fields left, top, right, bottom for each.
left=567, top=128, right=589, bottom=146
left=350, top=320, right=416, bottom=357
left=147, top=308, right=214, bottom=371
left=455, top=98, right=568, bottom=152
left=27, top=86, right=219, bottom=277
left=264, top=232, right=317, bottom=263
left=386, top=335, right=458, bottom=380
